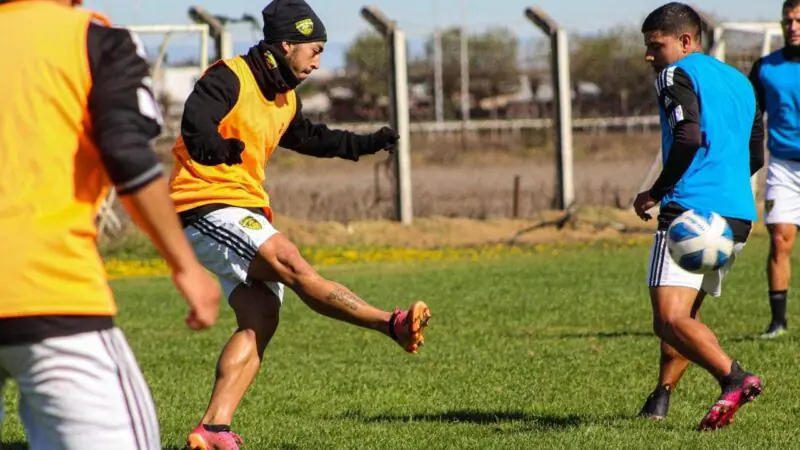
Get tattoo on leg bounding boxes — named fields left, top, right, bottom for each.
left=326, top=288, right=364, bottom=311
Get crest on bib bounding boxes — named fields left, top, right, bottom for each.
left=239, top=216, right=263, bottom=231
left=295, top=18, right=314, bottom=36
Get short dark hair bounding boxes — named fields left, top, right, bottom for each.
left=641, top=2, right=702, bottom=40
left=784, top=0, right=800, bottom=11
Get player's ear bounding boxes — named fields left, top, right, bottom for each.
left=679, top=32, right=693, bottom=52
left=280, top=41, right=292, bottom=55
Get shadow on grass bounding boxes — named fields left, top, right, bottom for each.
left=341, top=409, right=583, bottom=431
left=557, top=331, right=653, bottom=340
left=723, top=332, right=798, bottom=343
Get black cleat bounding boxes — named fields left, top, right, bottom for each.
left=760, top=322, right=788, bottom=339
left=638, top=385, right=671, bottom=420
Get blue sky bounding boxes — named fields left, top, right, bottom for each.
left=83, top=0, right=782, bottom=68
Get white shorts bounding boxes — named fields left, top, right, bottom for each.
left=765, top=156, right=800, bottom=226
left=0, top=328, right=159, bottom=449
left=646, top=230, right=745, bottom=297
left=184, top=207, right=284, bottom=301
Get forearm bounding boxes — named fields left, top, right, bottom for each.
left=649, top=123, right=701, bottom=201
left=120, top=177, right=199, bottom=273
left=282, top=122, right=369, bottom=160
left=749, top=108, right=765, bottom=176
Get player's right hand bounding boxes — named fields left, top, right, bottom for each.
left=633, top=191, right=656, bottom=221
left=172, top=265, right=221, bottom=330
left=219, top=138, right=245, bottom=165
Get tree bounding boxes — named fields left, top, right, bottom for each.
left=570, top=27, right=656, bottom=115
left=467, top=27, right=520, bottom=101
left=424, top=27, right=520, bottom=118
left=343, top=32, right=389, bottom=107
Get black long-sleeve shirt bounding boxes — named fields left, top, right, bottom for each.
left=87, top=22, right=163, bottom=194
left=181, top=47, right=381, bottom=164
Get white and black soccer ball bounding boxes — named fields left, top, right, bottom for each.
left=666, top=209, right=734, bottom=274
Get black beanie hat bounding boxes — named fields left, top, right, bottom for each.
left=262, top=0, right=327, bottom=44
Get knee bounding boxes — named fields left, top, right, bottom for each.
left=769, top=228, right=795, bottom=257
left=231, top=285, right=281, bottom=331
left=236, top=304, right=280, bottom=358
left=271, top=239, right=318, bottom=285
left=653, top=315, right=678, bottom=340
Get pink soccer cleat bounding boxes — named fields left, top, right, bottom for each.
left=697, top=374, right=763, bottom=432
left=389, top=301, right=431, bottom=354
left=187, top=423, right=243, bottom=450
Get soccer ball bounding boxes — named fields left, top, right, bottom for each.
left=666, top=210, right=734, bottom=274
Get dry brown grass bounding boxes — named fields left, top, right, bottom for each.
left=149, top=129, right=660, bottom=222
left=270, top=206, right=658, bottom=248
left=99, top=129, right=770, bottom=255
left=101, top=206, right=660, bottom=260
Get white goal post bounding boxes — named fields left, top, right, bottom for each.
left=709, top=22, right=783, bottom=63
left=712, top=21, right=782, bottom=199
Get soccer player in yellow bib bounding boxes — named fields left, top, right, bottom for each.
left=0, top=0, right=221, bottom=448
left=170, top=1, right=431, bottom=448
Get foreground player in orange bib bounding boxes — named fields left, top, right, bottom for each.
left=170, top=1, right=431, bottom=448
left=0, top=0, right=221, bottom=448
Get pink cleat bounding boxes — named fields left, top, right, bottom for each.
left=697, top=374, right=763, bottom=432
left=389, top=301, right=431, bottom=354
left=187, top=423, right=243, bottom=450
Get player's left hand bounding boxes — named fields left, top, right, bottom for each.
left=633, top=191, right=656, bottom=221
left=369, top=126, right=399, bottom=153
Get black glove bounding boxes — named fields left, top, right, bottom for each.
left=213, top=138, right=244, bottom=166
left=368, top=126, right=399, bottom=153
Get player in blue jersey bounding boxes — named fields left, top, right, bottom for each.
left=631, top=2, right=766, bottom=431
left=750, top=0, right=800, bottom=339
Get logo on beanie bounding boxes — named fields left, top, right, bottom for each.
left=295, top=18, right=314, bottom=36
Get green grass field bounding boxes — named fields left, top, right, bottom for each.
left=3, top=235, right=799, bottom=449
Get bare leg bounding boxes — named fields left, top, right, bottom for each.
left=248, top=234, right=393, bottom=336
left=657, top=291, right=705, bottom=389
left=768, top=223, right=795, bottom=292
left=201, top=282, right=280, bottom=426
left=196, top=233, right=430, bottom=431
left=651, top=286, right=731, bottom=379
left=766, top=223, right=795, bottom=330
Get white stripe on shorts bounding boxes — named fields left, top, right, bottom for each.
left=99, top=329, right=159, bottom=450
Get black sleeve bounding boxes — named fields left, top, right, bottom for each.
left=180, top=64, right=240, bottom=165
left=748, top=59, right=766, bottom=176
left=649, top=67, right=702, bottom=201
left=749, top=102, right=765, bottom=175
left=748, top=59, right=766, bottom=112
left=278, top=95, right=374, bottom=161
left=87, top=23, right=162, bottom=195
